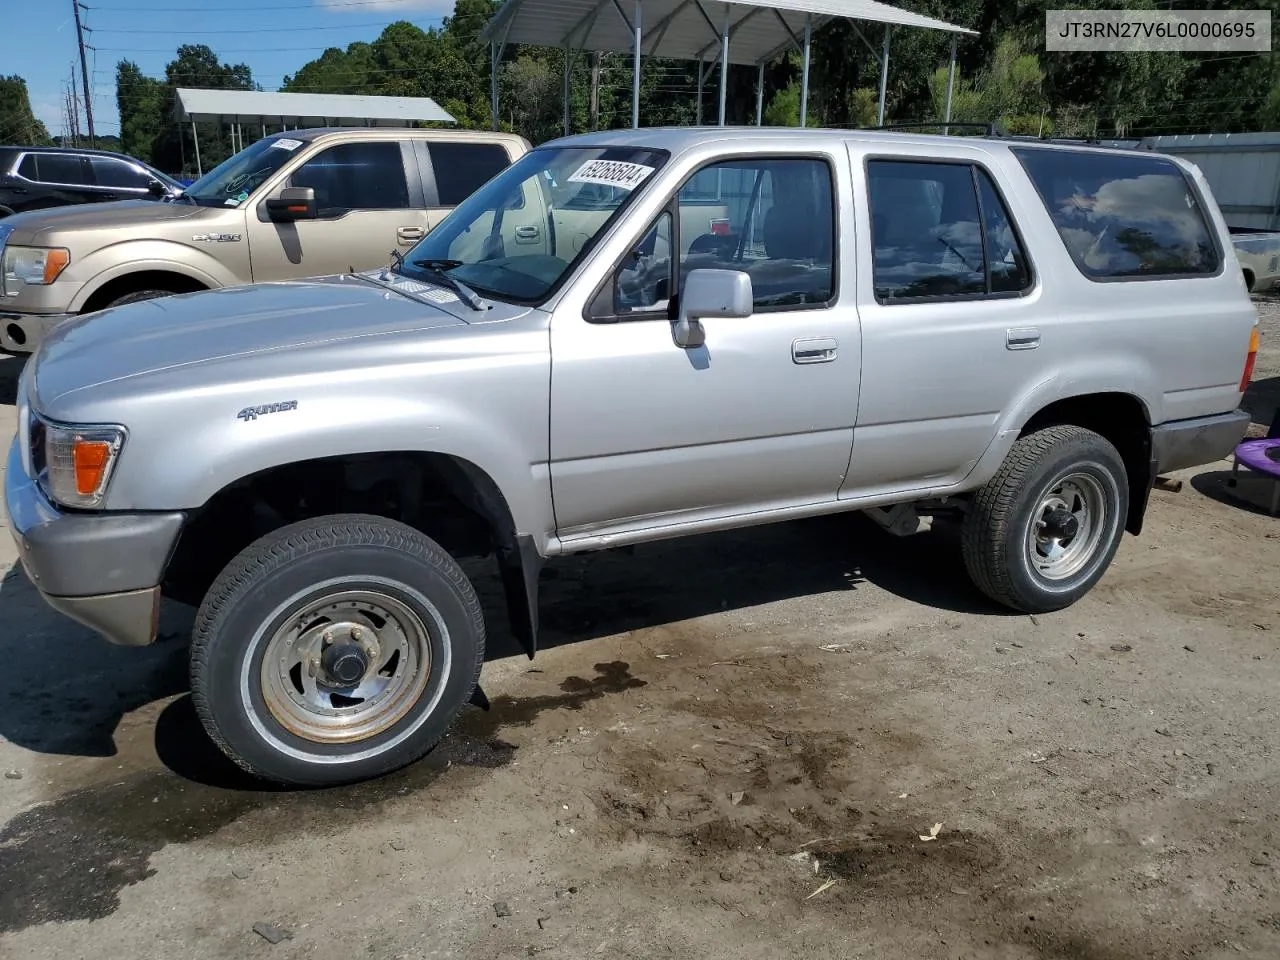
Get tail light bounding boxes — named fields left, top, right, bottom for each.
left=1240, top=326, right=1259, bottom=393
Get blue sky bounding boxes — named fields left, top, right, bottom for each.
left=4, top=0, right=460, bottom=140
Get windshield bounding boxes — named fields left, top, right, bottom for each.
left=183, top=134, right=310, bottom=208
left=396, top=145, right=668, bottom=303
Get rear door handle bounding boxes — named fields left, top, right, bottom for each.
left=397, top=226, right=425, bottom=244
left=792, top=337, right=838, bottom=364
left=514, top=225, right=540, bottom=243
left=1006, top=327, right=1040, bottom=350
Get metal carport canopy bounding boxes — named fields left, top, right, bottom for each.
left=481, top=0, right=975, bottom=131
left=175, top=88, right=457, bottom=175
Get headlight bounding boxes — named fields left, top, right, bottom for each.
left=2, top=246, right=71, bottom=292
left=35, top=419, right=126, bottom=508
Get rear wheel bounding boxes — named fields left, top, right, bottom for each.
left=190, top=514, right=485, bottom=786
left=962, top=425, right=1127, bottom=613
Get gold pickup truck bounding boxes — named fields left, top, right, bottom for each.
left=0, top=127, right=530, bottom=353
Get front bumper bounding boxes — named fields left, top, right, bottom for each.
left=1151, top=408, right=1252, bottom=474
left=4, top=437, right=184, bottom=645
left=0, top=310, right=75, bottom=354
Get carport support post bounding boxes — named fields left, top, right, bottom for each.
left=755, top=62, right=764, bottom=125
left=632, top=0, right=642, bottom=128
left=717, top=7, right=729, bottom=126
left=563, top=46, right=572, bottom=136
left=944, top=35, right=957, bottom=124
left=799, top=16, right=811, bottom=127
left=876, top=25, right=891, bottom=126
left=191, top=119, right=202, bottom=177
left=697, top=57, right=704, bottom=124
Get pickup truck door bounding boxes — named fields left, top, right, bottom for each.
left=247, top=140, right=430, bottom=281
left=840, top=149, right=1045, bottom=498
left=549, top=153, right=860, bottom=541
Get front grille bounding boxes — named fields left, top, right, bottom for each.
left=28, top=414, right=45, bottom=479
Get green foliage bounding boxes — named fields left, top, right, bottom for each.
left=763, top=81, right=820, bottom=127
left=0, top=75, right=51, bottom=146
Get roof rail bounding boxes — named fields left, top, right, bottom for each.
left=871, top=121, right=1009, bottom=137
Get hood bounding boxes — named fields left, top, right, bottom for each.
left=32, top=276, right=472, bottom=408
left=4, top=199, right=205, bottom=243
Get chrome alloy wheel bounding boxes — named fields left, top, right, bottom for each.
left=1026, top=472, right=1109, bottom=581
left=259, top=590, right=432, bottom=744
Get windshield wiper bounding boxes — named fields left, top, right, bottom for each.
left=411, top=258, right=489, bottom=312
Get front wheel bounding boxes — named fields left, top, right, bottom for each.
left=962, top=425, right=1128, bottom=613
left=190, top=514, right=485, bottom=786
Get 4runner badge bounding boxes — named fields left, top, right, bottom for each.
left=192, top=232, right=242, bottom=242
left=237, top=400, right=297, bottom=422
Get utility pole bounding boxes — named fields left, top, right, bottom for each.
left=72, top=0, right=96, bottom=147
left=589, top=52, right=601, bottom=131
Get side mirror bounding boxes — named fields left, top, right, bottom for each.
left=146, top=179, right=167, bottom=197
left=266, top=186, right=317, bottom=222
left=672, top=268, right=753, bottom=348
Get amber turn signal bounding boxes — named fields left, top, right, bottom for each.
left=73, top=439, right=113, bottom=496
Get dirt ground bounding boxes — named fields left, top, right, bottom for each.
left=0, top=302, right=1277, bottom=960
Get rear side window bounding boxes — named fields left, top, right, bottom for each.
left=429, top=142, right=511, bottom=206
left=1012, top=147, right=1219, bottom=280
left=20, top=153, right=90, bottom=185
left=867, top=159, right=1032, bottom=302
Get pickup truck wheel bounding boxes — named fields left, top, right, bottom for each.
left=961, top=425, right=1127, bottom=613
left=189, top=514, right=484, bottom=787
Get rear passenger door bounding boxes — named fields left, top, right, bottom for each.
left=841, top=149, right=1046, bottom=498
left=15, top=153, right=99, bottom=209
left=247, top=139, right=428, bottom=281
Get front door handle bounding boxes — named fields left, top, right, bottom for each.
left=1006, top=327, right=1040, bottom=350
left=514, top=225, right=540, bottom=243
left=397, top=226, right=425, bottom=244
left=792, top=337, right=838, bottom=364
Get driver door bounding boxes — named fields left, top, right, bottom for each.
left=549, top=154, right=860, bottom=541
left=246, top=140, right=430, bottom=281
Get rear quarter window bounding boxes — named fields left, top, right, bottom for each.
left=1011, top=147, right=1220, bottom=281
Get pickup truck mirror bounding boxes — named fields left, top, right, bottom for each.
left=672, top=268, right=753, bottom=348
left=266, top=186, right=318, bottom=222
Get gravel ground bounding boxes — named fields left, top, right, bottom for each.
left=0, top=304, right=1277, bottom=960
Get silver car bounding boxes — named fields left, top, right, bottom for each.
left=6, top=127, right=1257, bottom=786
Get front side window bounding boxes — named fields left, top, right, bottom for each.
left=90, top=156, right=150, bottom=190
left=1012, top=147, right=1219, bottom=280
left=614, top=212, right=673, bottom=314
left=289, top=141, right=410, bottom=216
left=429, top=142, right=511, bottom=206
left=868, top=159, right=1032, bottom=301
left=678, top=157, right=835, bottom=309
left=398, top=145, right=667, bottom=304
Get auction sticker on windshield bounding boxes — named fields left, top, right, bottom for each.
left=568, top=160, right=655, bottom=190
left=271, top=138, right=304, bottom=152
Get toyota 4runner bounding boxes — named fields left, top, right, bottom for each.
left=5, top=127, right=1258, bottom=786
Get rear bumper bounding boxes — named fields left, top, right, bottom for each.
left=4, top=437, right=184, bottom=645
left=1151, top=408, right=1251, bottom=474
left=0, top=311, right=74, bottom=354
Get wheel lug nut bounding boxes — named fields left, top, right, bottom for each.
left=308, top=657, right=319, bottom=678
left=351, top=626, right=363, bottom=641
left=322, top=631, right=334, bottom=647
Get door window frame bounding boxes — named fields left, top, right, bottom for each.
left=87, top=155, right=153, bottom=192
left=864, top=154, right=1037, bottom=306
left=585, top=152, right=842, bottom=324
left=14, top=152, right=94, bottom=189
left=254, top=138, right=423, bottom=223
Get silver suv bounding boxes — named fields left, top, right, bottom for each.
left=0, top=127, right=530, bottom=353
left=6, top=127, right=1257, bottom=787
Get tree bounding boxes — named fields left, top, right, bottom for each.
left=0, top=75, right=51, bottom=146
left=116, top=61, right=167, bottom=162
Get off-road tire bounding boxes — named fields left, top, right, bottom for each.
left=190, top=514, right=485, bottom=787
left=962, top=425, right=1128, bottom=613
